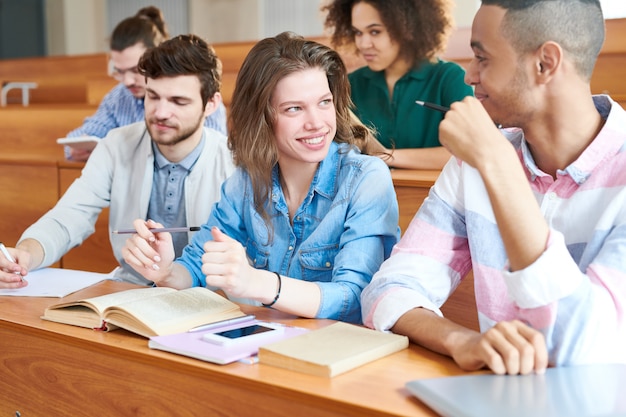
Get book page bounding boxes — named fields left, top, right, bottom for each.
left=57, top=287, right=175, bottom=315
left=105, top=287, right=244, bottom=337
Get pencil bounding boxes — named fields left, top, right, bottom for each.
left=112, top=226, right=201, bottom=234
left=415, top=100, right=449, bottom=113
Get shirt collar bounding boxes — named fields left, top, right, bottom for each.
left=271, top=141, right=341, bottom=204
left=152, top=129, right=206, bottom=171
left=519, top=95, right=625, bottom=184
left=361, top=59, right=440, bottom=83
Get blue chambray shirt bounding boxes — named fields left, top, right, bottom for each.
left=176, top=142, right=400, bottom=323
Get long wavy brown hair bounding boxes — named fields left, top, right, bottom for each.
left=228, top=31, right=376, bottom=229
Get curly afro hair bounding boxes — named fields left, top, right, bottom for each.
left=322, top=0, right=454, bottom=65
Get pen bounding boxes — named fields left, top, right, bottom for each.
left=188, top=314, right=256, bottom=333
left=0, top=242, right=24, bottom=282
left=415, top=100, right=449, bottom=113
left=112, top=226, right=201, bottom=234
left=417, top=100, right=502, bottom=128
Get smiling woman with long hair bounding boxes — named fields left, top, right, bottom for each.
left=123, top=32, right=400, bottom=324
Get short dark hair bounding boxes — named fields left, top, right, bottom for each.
left=481, top=0, right=605, bottom=80
left=138, top=34, right=222, bottom=108
left=110, top=6, right=169, bottom=51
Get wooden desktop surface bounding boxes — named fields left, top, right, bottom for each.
left=391, top=169, right=440, bottom=233
left=0, top=280, right=477, bottom=417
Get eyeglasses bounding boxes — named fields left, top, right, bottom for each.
left=110, top=64, right=140, bottom=81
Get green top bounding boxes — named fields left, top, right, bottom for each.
left=349, top=59, right=474, bottom=149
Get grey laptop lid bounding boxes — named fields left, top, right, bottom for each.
left=406, top=364, right=626, bottom=417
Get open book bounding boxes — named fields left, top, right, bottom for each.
left=41, top=287, right=245, bottom=338
left=258, top=322, right=409, bottom=377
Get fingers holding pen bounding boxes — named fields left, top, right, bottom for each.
left=439, top=97, right=506, bottom=168
left=0, top=243, right=28, bottom=288
left=121, top=219, right=175, bottom=279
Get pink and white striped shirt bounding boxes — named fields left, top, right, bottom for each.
left=362, top=95, right=626, bottom=366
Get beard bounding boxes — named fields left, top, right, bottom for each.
left=146, top=113, right=205, bottom=147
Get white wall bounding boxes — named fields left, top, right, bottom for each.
left=46, top=0, right=107, bottom=55
left=45, top=0, right=480, bottom=55
left=454, top=0, right=480, bottom=27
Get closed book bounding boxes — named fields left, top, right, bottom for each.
left=41, top=286, right=245, bottom=338
left=258, top=322, right=409, bottom=377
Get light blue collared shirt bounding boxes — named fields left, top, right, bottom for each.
left=148, top=132, right=205, bottom=257
left=176, top=142, right=400, bottom=323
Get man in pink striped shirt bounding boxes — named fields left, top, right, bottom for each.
left=362, top=0, right=626, bottom=375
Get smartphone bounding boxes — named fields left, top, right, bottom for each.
left=201, top=322, right=284, bottom=346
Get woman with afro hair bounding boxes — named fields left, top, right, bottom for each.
left=323, top=0, right=474, bottom=169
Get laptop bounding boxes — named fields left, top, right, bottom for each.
left=406, top=363, right=626, bottom=417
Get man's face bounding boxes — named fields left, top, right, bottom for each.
left=465, top=5, right=536, bottom=128
left=144, top=75, right=208, bottom=147
left=110, top=42, right=148, bottom=99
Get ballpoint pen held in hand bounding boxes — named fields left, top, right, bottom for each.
left=0, top=242, right=24, bottom=282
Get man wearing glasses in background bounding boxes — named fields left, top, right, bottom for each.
left=63, top=6, right=227, bottom=161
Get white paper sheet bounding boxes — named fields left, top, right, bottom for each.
left=0, top=267, right=112, bottom=297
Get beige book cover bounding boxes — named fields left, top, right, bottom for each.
left=258, top=322, right=409, bottom=377
left=42, top=286, right=245, bottom=338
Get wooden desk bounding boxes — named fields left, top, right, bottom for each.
left=0, top=281, right=476, bottom=417
left=390, top=169, right=440, bottom=233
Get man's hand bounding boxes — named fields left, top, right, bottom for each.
left=122, top=219, right=176, bottom=284
left=0, top=245, right=29, bottom=289
left=452, top=320, right=548, bottom=375
left=439, top=96, right=510, bottom=170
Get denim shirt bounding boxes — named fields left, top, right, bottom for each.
left=176, top=142, right=400, bottom=323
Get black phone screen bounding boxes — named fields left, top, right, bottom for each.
left=214, top=324, right=275, bottom=339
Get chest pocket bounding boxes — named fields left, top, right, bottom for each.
left=246, top=239, right=269, bottom=269
left=298, top=244, right=339, bottom=282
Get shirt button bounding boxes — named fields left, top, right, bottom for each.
left=288, top=245, right=293, bottom=251
left=296, top=216, right=301, bottom=221
left=325, top=261, right=331, bottom=267
left=547, top=192, right=557, bottom=200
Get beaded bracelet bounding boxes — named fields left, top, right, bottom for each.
left=262, top=271, right=282, bottom=307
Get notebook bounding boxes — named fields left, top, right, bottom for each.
left=406, top=363, right=626, bottom=417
